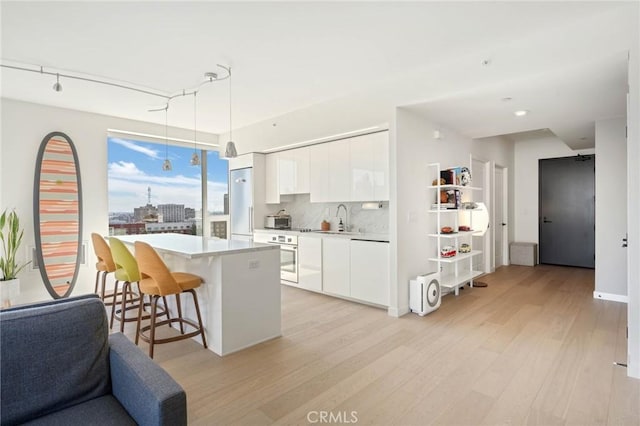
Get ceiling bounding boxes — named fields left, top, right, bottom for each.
left=1, top=2, right=634, bottom=149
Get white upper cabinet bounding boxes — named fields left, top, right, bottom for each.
left=327, top=138, right=351, bottom=202
left=370, top=132, right=389, bottom=201
left=309, top=143, right=330, bottom=202
left=265, top=152, right=280, bottom=204
left=349, top=132, right=388, bottom=201
left=277, top=147, right=310, bottom=195
left=349, top=134, right=375, bottom=201
left=294, top=147, right=310, bottom=194
left=269, top=130, right=389, bottom=203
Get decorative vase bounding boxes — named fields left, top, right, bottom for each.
left=1, top=278, right=20, bottom=308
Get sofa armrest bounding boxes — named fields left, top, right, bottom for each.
left=109, top=333, right=187, bottom=426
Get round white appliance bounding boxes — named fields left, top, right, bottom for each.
left=409, top=273, right=442, bottom=316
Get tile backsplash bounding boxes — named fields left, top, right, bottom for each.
left=266, top=194, right=389, bottom=234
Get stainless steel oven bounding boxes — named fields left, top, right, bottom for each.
left=254, top=233, right=298, bottom=283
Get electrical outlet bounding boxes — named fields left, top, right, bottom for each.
left=248, top=260, right=260, bottom=269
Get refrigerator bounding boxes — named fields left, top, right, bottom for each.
left=229, top=167, right=254, bottom=241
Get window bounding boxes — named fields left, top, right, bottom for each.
left=107, top=137, right=228, bottom=237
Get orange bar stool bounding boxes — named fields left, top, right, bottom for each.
left=133, top=241, right=207, bottom=358
left=90, top=233, right=118, bottom=306
left=108, top=237, right=168, bottom=332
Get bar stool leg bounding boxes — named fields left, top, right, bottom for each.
left=190, top=289, right=207, bottom=349
left=135, top=293, right=144, bottom=345
left=149, top=295, right=159, bottom=359
left=119, top=281, right=131, bottom=333
left=175, top=293, right=185, bottom=334
left=101, top=271, right=106, bottom=300
left=94, top=270, right=101, bottom=294
left=110, top=280, right=120, bottom=329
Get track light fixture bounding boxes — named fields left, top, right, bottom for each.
left=52, top=73, right=62, bottom=92
left=2, top=61, right=235, bottom=162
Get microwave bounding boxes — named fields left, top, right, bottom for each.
left=265, top=215, right=291, bottom=230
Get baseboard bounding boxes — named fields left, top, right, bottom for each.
left=593, top=291, right=628, bottom=303
left=388, top=305, right=410, bottom=318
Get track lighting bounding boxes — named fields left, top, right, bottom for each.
left=52, top=73, right=62, bottom=92
left=3, top=62, right=236, bottom=162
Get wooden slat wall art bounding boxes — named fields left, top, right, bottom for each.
left=34, top=132, right=83, bottom=299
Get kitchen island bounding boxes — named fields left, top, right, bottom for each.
left=115, top=234, right=281, bottom=356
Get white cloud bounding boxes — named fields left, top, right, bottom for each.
left=108, top=161, right=146, bottom=177
left=110, top=138, right=160, bottom=159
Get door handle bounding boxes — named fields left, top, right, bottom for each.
left=543, top=217, right=552, bottom=223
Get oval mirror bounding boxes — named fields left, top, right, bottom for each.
left=34, top=132, right=83, bottom=299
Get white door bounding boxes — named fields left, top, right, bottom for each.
left=494, top=167, right=508, bottom=267
left=472, top=158, right=491, bottom=273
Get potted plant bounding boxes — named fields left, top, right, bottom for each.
left=0, top=209, right=30, bottom=307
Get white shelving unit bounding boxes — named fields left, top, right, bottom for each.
left=428, top=163, right=483, bottom=295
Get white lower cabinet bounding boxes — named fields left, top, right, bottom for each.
left=349, top=240, right=390, bottom=306
left=321, top=237, right=350, bottom=297
left=298, top=236, right=322, bottom=292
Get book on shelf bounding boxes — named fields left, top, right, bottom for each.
left=440, top=167, right=463, bottom=185
left=431, top=203, right=456, bottom=210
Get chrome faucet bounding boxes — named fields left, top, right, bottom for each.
left=336, top=204, right=348, bottom=231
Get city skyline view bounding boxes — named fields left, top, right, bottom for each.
left=108, top=137, right=229, bottom=214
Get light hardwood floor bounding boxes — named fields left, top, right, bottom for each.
left=120, top=265, right=639, bottom=425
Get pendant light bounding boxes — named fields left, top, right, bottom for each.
left=52, top=73, right=62, bottom=92
left=162, top=105, right=172, bottom=171
left=224, top=67, right=238, bottom=158
left=190, top=91, right=200, bottom=166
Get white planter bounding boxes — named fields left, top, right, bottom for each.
left=1, top=278, right=20, bottom=308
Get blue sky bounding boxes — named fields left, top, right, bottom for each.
left=107, top=137, right=228, bottom=213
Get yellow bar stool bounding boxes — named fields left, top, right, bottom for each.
left=133, top=241, right=207, bottom=358
left=108, top=237, right=168, bottom=332
left=90, top=233, right=118, bottom=306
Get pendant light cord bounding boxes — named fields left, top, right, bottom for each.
left=193, top=91, right=197, bottom=151
left=229, top=67, right=232, bottom=141
left=165, top=106, right=168, bottom=159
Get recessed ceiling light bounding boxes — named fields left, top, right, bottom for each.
left=514, top=110, right=529, bottom=117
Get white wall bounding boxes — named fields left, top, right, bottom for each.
left=472, top=136, right=516, bottom=267
left=513, top=135, right=594, bottom=244
left=595, top=117, right=627, bottom=300
left=391, top=108, right=513, bottom=316
left=0, top=98, right=218, bottom=304
left=626, top=5, right=640, bottom=378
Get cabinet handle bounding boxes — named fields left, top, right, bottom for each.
left=543, top=217, right=552, bottom=223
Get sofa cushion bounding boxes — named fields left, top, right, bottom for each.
left=0, top=296, right=111, bottom=425
left=22, top=395, right=136, bottom=426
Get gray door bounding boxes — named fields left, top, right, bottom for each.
left=539, top=155, right=595, bottom=268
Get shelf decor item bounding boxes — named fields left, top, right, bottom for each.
left=0, top=209, right=31, bottom=307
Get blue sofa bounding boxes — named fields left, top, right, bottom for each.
left=0, top=294, right=187, bottom=425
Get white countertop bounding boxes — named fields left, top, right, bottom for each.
left=254, top=228, right=390, bottom=242
left=113, top=233, right=277, bottom=259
